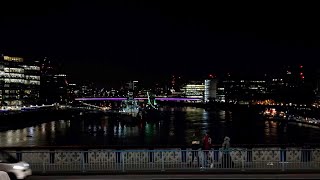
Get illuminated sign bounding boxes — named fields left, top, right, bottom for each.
left=3, top=56, right=23, bottom=62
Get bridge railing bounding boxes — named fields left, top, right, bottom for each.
left=7, top=148, right=320, bottom=173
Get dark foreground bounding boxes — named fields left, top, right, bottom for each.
left=28, top=174, right=320, bottom=180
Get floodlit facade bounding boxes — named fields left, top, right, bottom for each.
left=204, top=79, right=217, bottom=102
left=181, top=83, right=205, bottom=99
left=179, top=79, right=218, bottom=102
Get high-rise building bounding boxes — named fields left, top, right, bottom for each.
left=40, top=57, right=69, bottom=104
left=0, top=54, right=40, bottom=108
left=53, top=74, right=68, bottom=103
left=67, top=83, right=78, bottom=99
left=40, top=57, right=55, bottom=103
left=22, top=62, right=41, bottom=105
left=204, top=79, right=217, bottom=102
left=221, top=78, right=267, bottom=103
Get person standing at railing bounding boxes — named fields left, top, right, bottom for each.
left=202, top=132, right=212, bottom=167
left=190, top=132, right=200, bottom=167
left=221, top=136, right=233, bottom=168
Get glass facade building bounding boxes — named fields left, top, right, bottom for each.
left=0, top=55, right=40, bottom=108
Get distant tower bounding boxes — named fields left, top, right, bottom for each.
left=299, top=64, right=304, bottom=84
left=171, top=75, right=175, bottom=87
left=204, top=74, right=217, bottom=102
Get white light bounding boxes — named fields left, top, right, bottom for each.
left=13, top=165, right=25, bottom=170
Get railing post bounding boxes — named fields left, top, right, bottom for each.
left=281, top=148, right=285, bottom=171
left=181, top=149, right=186, bottom=163
left=161, top=151, right=165, bottom=172
left=121, top=151, right=125, bottom=172
left=200, top=150, right=204, bottom=171
left=42, top=152, right=46, bottom=173
left=16, top=150, right=22, bottom=161
left=81, top=151, right=86, bottom=173
left=241, top=149, right=245, bottom=172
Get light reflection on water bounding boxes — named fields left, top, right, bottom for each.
left=0, top=107, right=320, bottom=147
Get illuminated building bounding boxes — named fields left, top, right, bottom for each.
left=0, top=54, right=40, bottom=108
left=204, top=79, right=217, bottom=102
left=177, top=79, right=218, bottom=102
left=22, top=62, right=41, bottom=105
left=40, top=57, right=55, bottom=103
left=67, top=83, right=78, bottom=99
left=222, top=78, right=267, bottom=103
left=181, top=83, right=205, bottom=99
left=216, top=87, right=225, bottom=102
left=40, top=57, right=69, bottom=104
left=53, top=74, right=68, bottom=103
left=80, top=85, right=94, bottom=97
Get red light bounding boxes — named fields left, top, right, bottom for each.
left=300, top=65, right=303, bottom=68
left=302, top=76, right=305, bottom=79
left=209, top=74, right=213, bottom=78
left=300, top=72, right=303, bottom=75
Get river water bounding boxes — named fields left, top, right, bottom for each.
left=1, top=107, right=320, bottom=147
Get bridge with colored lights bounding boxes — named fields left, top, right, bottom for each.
left=75, top=97, right=202, bottom=101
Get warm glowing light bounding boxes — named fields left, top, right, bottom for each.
left=3, top=56, right=23, bottom=62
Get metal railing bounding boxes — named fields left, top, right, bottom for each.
left=7, top=148, right=320, bottom=173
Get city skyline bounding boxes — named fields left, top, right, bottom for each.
left=2, top=2, right=320, bottom=177
left=1, top=1, right=320, bottom=86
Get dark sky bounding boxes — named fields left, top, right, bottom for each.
left=1, top=1, right=320, bottom=86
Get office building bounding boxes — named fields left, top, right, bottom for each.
left=53, top=74, right=68, bottom=103
left=181, top=82, right=205, bottom=99
left=0, top=54, right=40, bottom=108
left=40, top=58, right=69, bottom=104
left=22, top=62, right=41, bottom=105
left=221, top=79, right=267, bottom=103
left=204, top=79, right=217, bottom=102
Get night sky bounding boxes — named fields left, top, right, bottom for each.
left=1, top=1, right=320, bottom=86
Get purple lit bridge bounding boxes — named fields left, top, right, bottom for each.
left=75, top=97, right=202, bottom=101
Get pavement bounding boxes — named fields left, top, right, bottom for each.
left=28, top=174, right=320, bottom=179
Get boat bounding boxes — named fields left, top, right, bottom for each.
left=119, top=88, right=141, bottom=119
left=261, top=108, right=320, bottom=128
left=119, top=97, right=141, bottom=118
left=287, top=115, right=320, bottom=127
left=261, top=108, right=286, bottom=120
